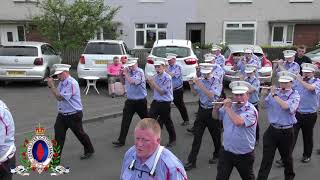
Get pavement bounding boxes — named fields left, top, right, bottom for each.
left=2, top=79, right=320, bottom=179
left=0, top=80, right=198, bottom=137
left=12, top=103, right=320, bottom=180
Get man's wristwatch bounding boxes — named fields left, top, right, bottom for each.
left=272, top=93, right=278, bottom=98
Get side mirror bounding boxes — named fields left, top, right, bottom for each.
left=56, top=51, right=61, bottom=56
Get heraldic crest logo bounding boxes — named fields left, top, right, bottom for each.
left=11, top=124, right=70, bottom=176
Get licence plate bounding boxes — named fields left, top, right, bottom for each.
left=6, top=71, right=26, bottom=76
left=95, top=60, right=108, bottom=64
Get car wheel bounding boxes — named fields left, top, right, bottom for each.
left=39, top=68, right=50, bottom=86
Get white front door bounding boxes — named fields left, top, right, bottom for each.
left=271, top=24, right=295, bottom=46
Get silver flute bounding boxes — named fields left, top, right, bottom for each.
left=43, top=79, right=59, bottom=82
left=212, top=101, right=245, bottom=104
left=260, top=86, right=291, bottom=90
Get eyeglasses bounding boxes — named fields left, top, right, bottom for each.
left=128, top=160, right=156, bottom=178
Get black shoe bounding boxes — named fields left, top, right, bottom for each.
left=184, top=162, right=196, bottom=171
left=301, top=156, right=311, bottom=163
left=80, top=152, right=93, bottom=160
left=317, top=149, right=320, bottom=155
left=112, top=140, right=125, bottom=147
left=166, top=141, right=176, bottom=148
left=181, top=121, right=190, bottom=126
left=275, top=159, right=284, bottom=167
left=187, top=127, right=195, bottom=133
left=111, top=93, right=115, bottom=98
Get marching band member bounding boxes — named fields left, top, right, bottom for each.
left=184, top=64, right=222, bottom=171
left=257, top=71, right=300, bottom=180
left=112, top=58, right=148, bottom=147
left=47, top=64, right=94, bottom=160
left=0, top=100, right=15, bottom=180
left=165, top=53, right=190, bottom=126
left=187, top=54, right=225, bottom=134
left=236, top=48, right=261, bottom=76
left=292, top=63, right=320, bottom=163
left=275, top=50, right=300, bottom=75
left=244, top=65, right=261, bottom=145
left=120, top=118, right=187, bottom=180
left=211, top=45, right=226, bottom=68
left=203, top=53, right=225, bottom=85
left=213, top=81, right=258, bottom=180
left=147, top=58, right=176, bottom=148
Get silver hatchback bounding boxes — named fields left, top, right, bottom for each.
left=0, top=42, right=62, bottom=84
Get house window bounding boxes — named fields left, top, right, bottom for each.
left=289, top=0, right=313, bottom=3
left=17, top=26, right=25, bottom=41
left=271, top=24, right=295, bottom=46
left=229, top=0, right=253, bottom=3
left=223, top=21, right=256, bottom=45
left=13, top=0, right=38, bottom=3
left=7, top=32, right=13, bottom=42
left=134, top=23, right=167, bottom=48
left=139, top=0, right=165, bottom=3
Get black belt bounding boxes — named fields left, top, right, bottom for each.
left=297, top=111, right=317, bottom=115
left=59, top=111, right=81, bottom=116
left=154, top=100, right=171, bottom=103
left=127, top=98, right=146, bottom=101
left=271, top=123, right=293, bottom=129
left=173, top=85, right=183, bottom=91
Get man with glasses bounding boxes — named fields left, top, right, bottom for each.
left=120, top=118, right=187, bottom=180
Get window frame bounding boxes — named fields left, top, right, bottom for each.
left=223, top=21, right=257, bottom=45
left=229, top=0, right=253, bottom=3
left=134, top=23, right=167, bottom=48
left=289, top=0, right=313, bottom=3
left=271, top=23, right=295, bottom=46
left=139, top=0, right=165, bottom=3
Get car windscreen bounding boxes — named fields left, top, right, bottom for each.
left=151, top=46, right=190, bottom=58
left=84, top=43, right=123, bottom=55
left=0, top=46, right=38, bottom=56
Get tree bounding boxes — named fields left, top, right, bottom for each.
left=32, top=0, right=121, bottom=50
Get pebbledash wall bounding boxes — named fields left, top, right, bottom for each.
left=196, top=0, right=320, bottom=47
left=1, top=0, right=319, bottom=48
left=105, top=0, right=198, bottom=49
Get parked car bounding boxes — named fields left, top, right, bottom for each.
left=305, top=47, right=320, bottom=60
left=145, top=39, right=198, bottom=81
left=77, top=40, right=130, bottom=80
left=305, top=47, right=320, bottom=77
left=223, top=44, right=273, bottom=85
left=0, top=41, right=62, bottom=84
